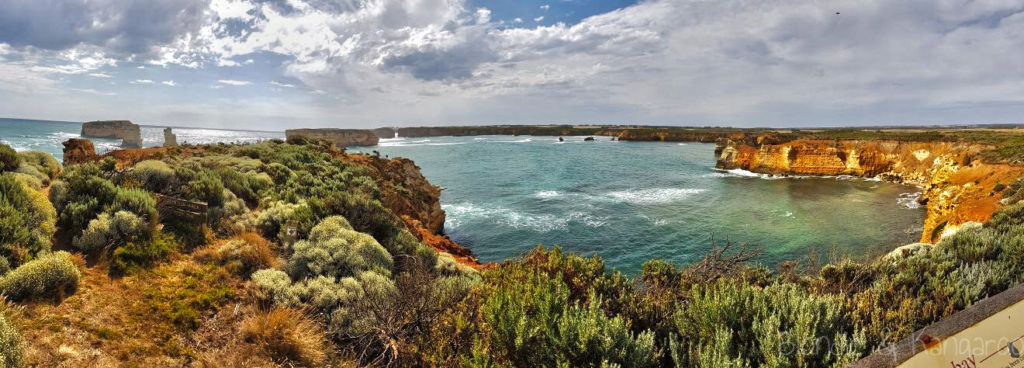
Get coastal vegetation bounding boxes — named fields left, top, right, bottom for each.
left=0, top=137, right=1022, bottom=366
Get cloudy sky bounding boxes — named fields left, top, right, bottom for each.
left=1, top=0, right=1024, bottom=130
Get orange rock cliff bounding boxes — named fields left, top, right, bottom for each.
left=715, top=137, right=1024, bottom=243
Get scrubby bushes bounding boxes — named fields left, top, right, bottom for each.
left=0, top=251, right=81, bottom=301
left=0, top=173, right=56, bottom=267
left=0, top=144, right=19, bottom=173
left=18, top=151, right=60, bottom=181
left=131, top=160, right=174, bottom=192
left=208, top=232, right=278, bottom=276
left=287, top=216, right=392, bottom=280
left=0, top=311, right=23, bottom=368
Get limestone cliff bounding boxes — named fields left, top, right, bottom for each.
left=285, top=128, right=379, bottom=147
left=715, top=138, right=1024, bottom=243
left=81, top=120, right=142, bottom=148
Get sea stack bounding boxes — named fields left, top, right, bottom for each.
left=62, top=138, right=100, bottom=165
left=81, top=120, right=142, bottom=148
left=163, top=128, right=178, bottom=147
left=285, top=128, right=379, bottom=147
left=584, top=136, right=595, bottom=141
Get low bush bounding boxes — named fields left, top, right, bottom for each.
left=0, top=174, right=55, bottom=267
left=111, top=233, right=178, bottom=275
left=17, top=151, right=60, bottom=180
left=214, top=233, right=279, bottom=276
left=0, top=311, right=23, bottom=368
left=0, top=144, right=19, bottom=173
left=242, top=308, right=327, bottom=367
left=131, top=160, right=174, bottom=193
left=73, top=211, right=150, bottom=252
left=0, top=251, right=81, bottom=301
left=287, top=216, right=392, bottom=280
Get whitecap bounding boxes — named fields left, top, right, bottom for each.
left=536, top=190, right=559, bottom=199
left=442, top=203, right=608, bottom=232
left=606, top=188, right=706, bottom=204
left=897, top=192, right=922, bottom=209
left=494, top=138, right=533, bottom=143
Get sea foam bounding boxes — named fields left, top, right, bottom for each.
left=607, top=188, right=706, bottom=204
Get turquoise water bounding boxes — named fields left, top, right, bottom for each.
left=0, top=118, right=283, bottom=162
left=355, top=136, right=927, bottom=274
left=1, top=119, right=926, bottom=274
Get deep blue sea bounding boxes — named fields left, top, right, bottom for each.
left=1, top=119, right=926, bottom=274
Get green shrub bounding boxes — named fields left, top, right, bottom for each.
left=183, top=170, right=225, bottom=207
left=73, top=211, right=150, bottom=251
left=672, top=280, right=865, bottom=367
left=0, top=144, right=19, bottom=173
left=131, top=160, right=174, bottom=192
left=110, top=233, right=177, bottom=275
left=0, top=251, right=81, bottom=301
left=112, top=188, right=157, bottom=223
left=0, top=311, right=24, bottom=368
left=13, top=162, right=48, bottom=186
left=470, top=271, right=657, bottom=367
left=18, top=151, right=60, bottom=180
left=287, top=216, right=392, bottom=280
left=0, top=174, right=55, bottom=266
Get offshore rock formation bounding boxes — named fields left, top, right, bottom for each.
left=62, top=139, right=100, bottom=165
left=716, top=137, right=1024, bottom=243
left=285, top=128, right=379, bottom=147
left=81, top=120, right=142, bottom=148
left=163, top=128, right=177, bottom=147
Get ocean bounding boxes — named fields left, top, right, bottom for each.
left=354, top=136, right=927, bottom=274
left=1, top=119, right=926, bottom=274
left=0, top=118, right=283, bottom=162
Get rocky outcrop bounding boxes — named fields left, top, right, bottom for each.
left=81, top=120, right=142, bottom=148
left=286, top=128, right=379, bottom=147
left=715, top=137, right=1024, bottom=243
left=163, top=128, right=177, bottom=147
left=62, top=139, right=100, bottom=165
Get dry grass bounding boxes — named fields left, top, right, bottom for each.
left=241, top=308, right=328, bottom=367
left=197, top=233, right=281, bottom=277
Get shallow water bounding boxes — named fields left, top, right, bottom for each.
left=356, top=136, right=927, bottom=274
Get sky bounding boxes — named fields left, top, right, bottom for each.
left=1, top=0, right=1024, bottom=131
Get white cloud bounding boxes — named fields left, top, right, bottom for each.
left=88, top=73, right=112, bottom=78
left=132, top=79, right=154, bottom=84
left=162, top=80, right=177, bottom=86
left=5, top=0, right=1024, bottom=128
left=218, top=79, right=251, bottom=86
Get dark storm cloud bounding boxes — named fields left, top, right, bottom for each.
left=0, top=0, right=210, bottom=57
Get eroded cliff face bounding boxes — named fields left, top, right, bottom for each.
left=716, top=138, right=1024, bottom=243
left=81, top=120, right=142, bottom=148
left=285, top=128, right=379, bottom=147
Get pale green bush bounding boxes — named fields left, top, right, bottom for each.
left=131, top=160, right=174, bottom=192
left=287, top=216, right=392, bottom=280
left=251, top=269, right=298, bottom=307
left=0, top=251, right=81, bottom=301
left=13, top=163, right=48, bottom=186
left=0, top=311, right=23, bottom=368
left=18, top=151, right=60, bottom=180
left=73, top=211, right=149, bottom=251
